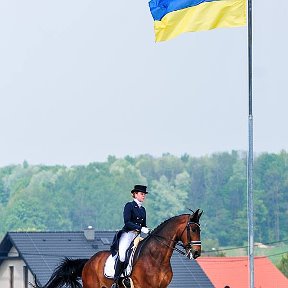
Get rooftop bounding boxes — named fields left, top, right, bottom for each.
left=0, top=231, right=214, bottom=287
left=197, top=256, right=288, bottom=288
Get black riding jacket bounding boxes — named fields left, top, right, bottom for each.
left=122, top=201, right=147, bottom=232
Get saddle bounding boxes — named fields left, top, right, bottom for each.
left=104, top=235, right=142, bottom=279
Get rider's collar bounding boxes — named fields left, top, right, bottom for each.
left=134, top=199, right=142, bottom=207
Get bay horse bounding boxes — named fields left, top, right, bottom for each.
left=34, top=209, right=202, bottom=288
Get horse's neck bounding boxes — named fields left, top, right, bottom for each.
left=157, top=223, right=178, bottom=243
left=145, top=216, right=187, bottom=262
left=159, top=215, right=188, bottom=240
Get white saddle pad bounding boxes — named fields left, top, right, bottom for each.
left=104, top=254, right=135, bottom=279
left=104, top=254, right=118, bottom=278
left=104, top=236, right=142, bottom=278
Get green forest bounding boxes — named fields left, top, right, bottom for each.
left=1, top=150, right=288, bottom=250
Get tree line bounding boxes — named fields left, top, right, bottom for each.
left=1, top=150, right=288, bottom=249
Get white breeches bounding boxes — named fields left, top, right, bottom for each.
left=118, top=231, right=138, bottom=262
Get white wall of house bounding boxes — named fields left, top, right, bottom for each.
left=0, top=246, right=34, bottom=288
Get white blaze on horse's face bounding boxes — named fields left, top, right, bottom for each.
left=186, top=210, right=202, bottom=259
left=186, top=222, right=201, bottom=259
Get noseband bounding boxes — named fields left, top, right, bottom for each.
left=179, top=221, right=201, bottom=252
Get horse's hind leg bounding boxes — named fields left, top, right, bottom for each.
left=82, top=251, right=113, bottom=288
left=82, top=260, right=101, bottom=288
left=82, top=273, right=99, bottom=288
left=82, top=257, right=112, bottom=288
left=83, top=274, right=110, bottom=288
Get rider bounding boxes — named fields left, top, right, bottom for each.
left=111, top=184, right=149, bottom=288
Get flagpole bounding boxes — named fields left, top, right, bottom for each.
left=149, top=1, right=254, bottom=284
left=247, top=0, right=254, bottom=286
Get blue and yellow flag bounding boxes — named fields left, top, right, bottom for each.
left=149, top=0, right=246, bottom=42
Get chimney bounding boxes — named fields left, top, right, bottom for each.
left=84, top=225, right=95, bottom=241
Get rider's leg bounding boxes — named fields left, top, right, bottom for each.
left=111, top=260, right=125, bottom=288
left=111, top=231, right=135, bottom=288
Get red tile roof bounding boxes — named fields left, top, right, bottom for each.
left=196, top=256, right=288, bottom=288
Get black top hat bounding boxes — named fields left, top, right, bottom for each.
left=131, top=185, right=148, bottom=194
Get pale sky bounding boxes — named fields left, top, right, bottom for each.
left=0, top=1, right=288, bottom=166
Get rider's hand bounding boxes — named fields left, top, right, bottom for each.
left=141, top=227, right=149, bottom=234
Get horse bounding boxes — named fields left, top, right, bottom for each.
left=34, top=209, right=202, bottom=288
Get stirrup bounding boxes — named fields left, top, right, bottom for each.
left=122, top=277, right=131, bottom=288
left=111, top=282, right=119, bottom=288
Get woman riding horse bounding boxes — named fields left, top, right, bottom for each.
left=34, top=209, right=202, bottom=288
left=111, top=184, right=150, bottom=288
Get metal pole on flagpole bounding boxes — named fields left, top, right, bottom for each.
left=247, top=0, right=254, bottom=286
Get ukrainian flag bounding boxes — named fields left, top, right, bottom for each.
left=149, top=0, right=246, bottom=42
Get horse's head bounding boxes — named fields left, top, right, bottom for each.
left=180, top=209, right=202, bottom=259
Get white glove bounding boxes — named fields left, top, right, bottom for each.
left=141, top=227, right=149, bottom=234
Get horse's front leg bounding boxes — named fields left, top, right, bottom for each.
left=157, top=265, right=173, bottom=288
left=132, top=260, right=172, bottom=288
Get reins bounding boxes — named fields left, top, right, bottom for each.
left=147, top=220, right=201, bottom=257
left=151, top=233, right=186, bottom=256
left=133, top=213, right=202, bottom=265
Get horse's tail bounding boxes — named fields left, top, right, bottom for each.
left=32, top=257, right=89, bottom=288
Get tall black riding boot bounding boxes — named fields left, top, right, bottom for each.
left=111, top=261, right=125, bottom=288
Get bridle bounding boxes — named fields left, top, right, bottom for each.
left=149, top=219, right=201, bottom=258
left=178, top=221, right=201, bottom=258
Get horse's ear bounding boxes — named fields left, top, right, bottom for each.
left=190, top=209, right=199, bottom=222
left=198, top=210, right=203, bottom=220
left=190, top=209, right=203, bottom=222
